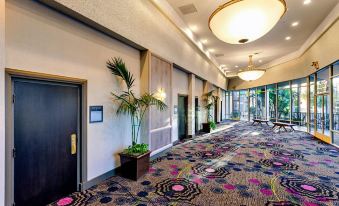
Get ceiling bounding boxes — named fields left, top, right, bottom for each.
left=166, top=0, right=339, bottom=74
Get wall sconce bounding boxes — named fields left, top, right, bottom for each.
left=155, top=88, right=166, bottom=101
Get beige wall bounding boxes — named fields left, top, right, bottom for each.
left=229, top=19, right=339, bottom=90
left=5, top=0, right=141, bottom=183
left=48, top=0, right=227, bottom=89
left=0, top=0, right=5, bottom=205
left=172, top=67, right=188, bottom=142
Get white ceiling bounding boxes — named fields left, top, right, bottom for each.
left=166, top=0, right=339, bottom=73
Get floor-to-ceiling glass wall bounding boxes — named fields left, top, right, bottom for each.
left=277, top=81, right=291, bottom=123
left=291, top=78, right=308, bottom=131
left=239, top=90, right=249, bottom=120
left=256, top=87, right=266, bottom=119
left=331, top=61, right=339, bottom=145
left=315, top=67, right=331, bottom=141
left=267, top=84, right=277, bottom=121
left=232, top=91, right=240, bottom=119
left=224, top=60, right=339, bottom=145
left=249, top=88, right=256, bottom=120
left=225, top=91, right=232, bottom=119
left=309, top=75, right=315, bottom=133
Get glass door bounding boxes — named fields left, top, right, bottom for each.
left=314, top=68, right=331, bottom=143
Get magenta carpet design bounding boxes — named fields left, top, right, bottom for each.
left=50, top=122, right=339, bottom=206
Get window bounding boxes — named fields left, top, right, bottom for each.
left=277, top=81, right=291, bottom=122
left=225, top=91, right=232, bottom=119
left=291, top=78, right=307, bottom=130
left=332, top=61, right=339, bottom=145
left=232, top=91, right=240, bottom=119
left=267, top=84, right=276, bottom=121
left=239, top=90, right=248, bottom=120
left=256, top=87, right=266, bottom=119
left=249, top=88, right=257, bottom=120
left=309, top=75, right=315, bottom=132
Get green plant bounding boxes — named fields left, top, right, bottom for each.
left=107, top=57, right=167, bottom=155
left=209, top=121, right=217, bottom=130
left=202, top=90, right=219, bottom=129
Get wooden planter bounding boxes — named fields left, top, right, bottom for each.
left=119, top=151, right=151, bottom=181
left=202, top=123, right=211, bottom=133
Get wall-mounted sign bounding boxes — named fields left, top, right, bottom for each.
left=173, top=105, right=178, bottom=114
left=90, top=106, right=103, bottom=123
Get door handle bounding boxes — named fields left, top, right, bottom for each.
left=71, top=134, right=77, bottom=155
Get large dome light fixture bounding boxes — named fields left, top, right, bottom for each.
left=238, top=55, right=265, bottom=81
left=209, top=0, right=286, bottom=44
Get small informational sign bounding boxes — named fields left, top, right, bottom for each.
left=90, top=106, right=103, bottom=123
left=174, top=105, right=178, bottom=114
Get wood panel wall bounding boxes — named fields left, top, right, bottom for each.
left=141, top=51, right=173, bottom=152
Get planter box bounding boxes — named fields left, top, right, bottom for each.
left=119, top=151, right=151, bottom=181
left=202, top=123, right=211, bottom=133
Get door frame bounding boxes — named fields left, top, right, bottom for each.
left=314, top=93, right=331, bottom=143
left=5, top=68, right=88, bottom=206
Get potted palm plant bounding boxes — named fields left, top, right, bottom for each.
left=107, top=57, right=167, bottom=180
left=202, top=90, right=219, bottom=133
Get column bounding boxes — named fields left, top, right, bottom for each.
left=188, top=74, right=195, bottom=137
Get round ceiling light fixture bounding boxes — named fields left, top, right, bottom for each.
left=238, top=55, right=265, bottom=81
left=209, top=0, right=287, bottom=44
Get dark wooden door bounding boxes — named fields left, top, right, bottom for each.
left=195, top=97, right=199, bottom=133
left=13, top=78, right=80, bottom=206
left=214, top=100, right=218, bottom=123
left=178, top=95, right=188, bottom=140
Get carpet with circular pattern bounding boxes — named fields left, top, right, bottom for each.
left=49, top=122, right=339, bottom=206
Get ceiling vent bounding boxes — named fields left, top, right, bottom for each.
left=178, top=4, right=197, bottom=15
left=215, top=53, right=224, bottom=57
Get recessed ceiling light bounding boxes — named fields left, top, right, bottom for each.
left=259, top=60, right=263, bottom=63
left=209, top=49, right=215, bottom=52
left=201, top=39, right=208, bottom=44
left=190, top=25, right=198, bottom=31
left=303, top=0, right=311, bottom=5
left=285, top=36, right=291, bottom=40
left=291, top=21, right=299, bottom=27
left=235, top=65, right=239, bottom=68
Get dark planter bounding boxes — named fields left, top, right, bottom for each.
left=119, top=151, right=151, bottom=181
left=202, top=123, right=211, bottom=133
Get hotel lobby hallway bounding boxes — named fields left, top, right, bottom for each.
left=50, top=122, right=339, bottom=206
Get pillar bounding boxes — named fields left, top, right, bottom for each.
left=188, top=74, right=195, bottom=137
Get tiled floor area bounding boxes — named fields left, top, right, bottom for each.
left=51, top=122, right=339, bottom=206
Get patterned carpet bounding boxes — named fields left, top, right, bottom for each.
left=51, top=122, right=339, bottom=206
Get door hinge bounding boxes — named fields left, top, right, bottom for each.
left=12, top=94, right=15, bottom=104
left=12, top=148, right=16, bottom=158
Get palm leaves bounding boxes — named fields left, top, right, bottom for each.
left=108, top=57, right=167, bottom=146
left=107, top=57, right=135, bottom=90
left=202, top=90, right=219, bottom=122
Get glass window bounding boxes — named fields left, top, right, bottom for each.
left=239, top=90, right=248, bottom=120
left=332, top=61, right=339, bottom=76
left=232, top=91, right=240, bottom=119
left=267, top=84, right=277, bottom=121
left=256, top=87, right=266, bottom=119
left=310, top=75, right=315, bottom=132
left=225, top=92, right=231, bottom=119
left=332, top=72, right=339, bottom=131
left=317, top=68, right=329, bottom=94
left=277, top=81, right=291, bottom=122
left=249, top=89, right=257, bottom=120
left=291, top=78, right=307, bottom=130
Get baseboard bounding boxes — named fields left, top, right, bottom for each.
left=150, top=143, right=172, bottom=156
left=81, top=167, right=120, bottom=190
left=80, top=144, right=173, bottom=190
